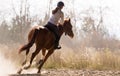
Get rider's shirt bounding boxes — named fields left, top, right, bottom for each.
left=49, top=9, right=64, bottom=26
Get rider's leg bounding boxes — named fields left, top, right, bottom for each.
left=53, top=27, right=61, bottom=49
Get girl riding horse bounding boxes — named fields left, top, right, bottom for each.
left=45, top=1, right=64, bottom=49
left=17, top=1, right=74, bottom=74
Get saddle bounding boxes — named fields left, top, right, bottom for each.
left=44, top=24, right=58, bottom=38
left=44, top=24, right=61, bottom=49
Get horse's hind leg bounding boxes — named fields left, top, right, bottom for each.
left=42, top=49, right=46, bottom=59
left=17, top=48, right=30, bottom=74
left=37, top=49, right=54, bottom=73
left=24, top=47, right=41, bottom=69
left=38, top=49, right=46, bottom=64
left=22, top=48, right=30, bottom=66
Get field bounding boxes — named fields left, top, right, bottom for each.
left=1, top=44, right=120, bottom=76
left=9, top=69, right=120, bottom=76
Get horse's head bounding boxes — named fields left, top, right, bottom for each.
left=63, top=18, right=74, bottom=38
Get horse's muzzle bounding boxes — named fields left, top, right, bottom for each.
left=70, top=33, right=74, bottom=38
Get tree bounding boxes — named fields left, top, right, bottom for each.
left=0, top=20, right=10, bottom=44
left=10, top=0, right=36, bottom=43
left=74, top=7, right=112, bottom=49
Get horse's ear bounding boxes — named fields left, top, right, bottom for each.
left=68, top=18, right=70, bottom=22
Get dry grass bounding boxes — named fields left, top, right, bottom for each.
left=1, top=44, right=120, bottom=70
left=44, top=47, right=120, bottom=70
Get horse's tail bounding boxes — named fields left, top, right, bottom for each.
left=19, top=29, right=39, bottom=54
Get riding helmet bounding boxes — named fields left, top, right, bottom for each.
left=57, top=1, right=64, bottom=7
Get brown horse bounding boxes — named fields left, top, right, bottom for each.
left=17, top=18, right=74, bottom=74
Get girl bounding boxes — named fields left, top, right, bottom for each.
left=45, top=1, right=64, bottom=49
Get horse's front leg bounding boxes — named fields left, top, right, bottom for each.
left=37, top=49, right=54, bottom=73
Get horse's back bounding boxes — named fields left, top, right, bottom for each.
left=35, top=25, right=52, bottom=36
left=27, top=26, right=44, bottom=41
left=30, top=25, right=55, bottom=48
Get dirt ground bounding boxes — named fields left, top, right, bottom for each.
left=9, top=69, right=120, bottom=76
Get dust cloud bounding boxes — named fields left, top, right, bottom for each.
left=0, top=52, right=16, bottom=76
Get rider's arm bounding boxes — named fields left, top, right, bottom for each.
left=59, top=12, right=64, bottom=25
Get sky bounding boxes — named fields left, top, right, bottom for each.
left=0, top=0, right=120, bottom=39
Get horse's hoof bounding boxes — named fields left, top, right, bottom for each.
left=17, top=68, right=22, bottom=74
left=24, top=65, right=30, bottom=69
